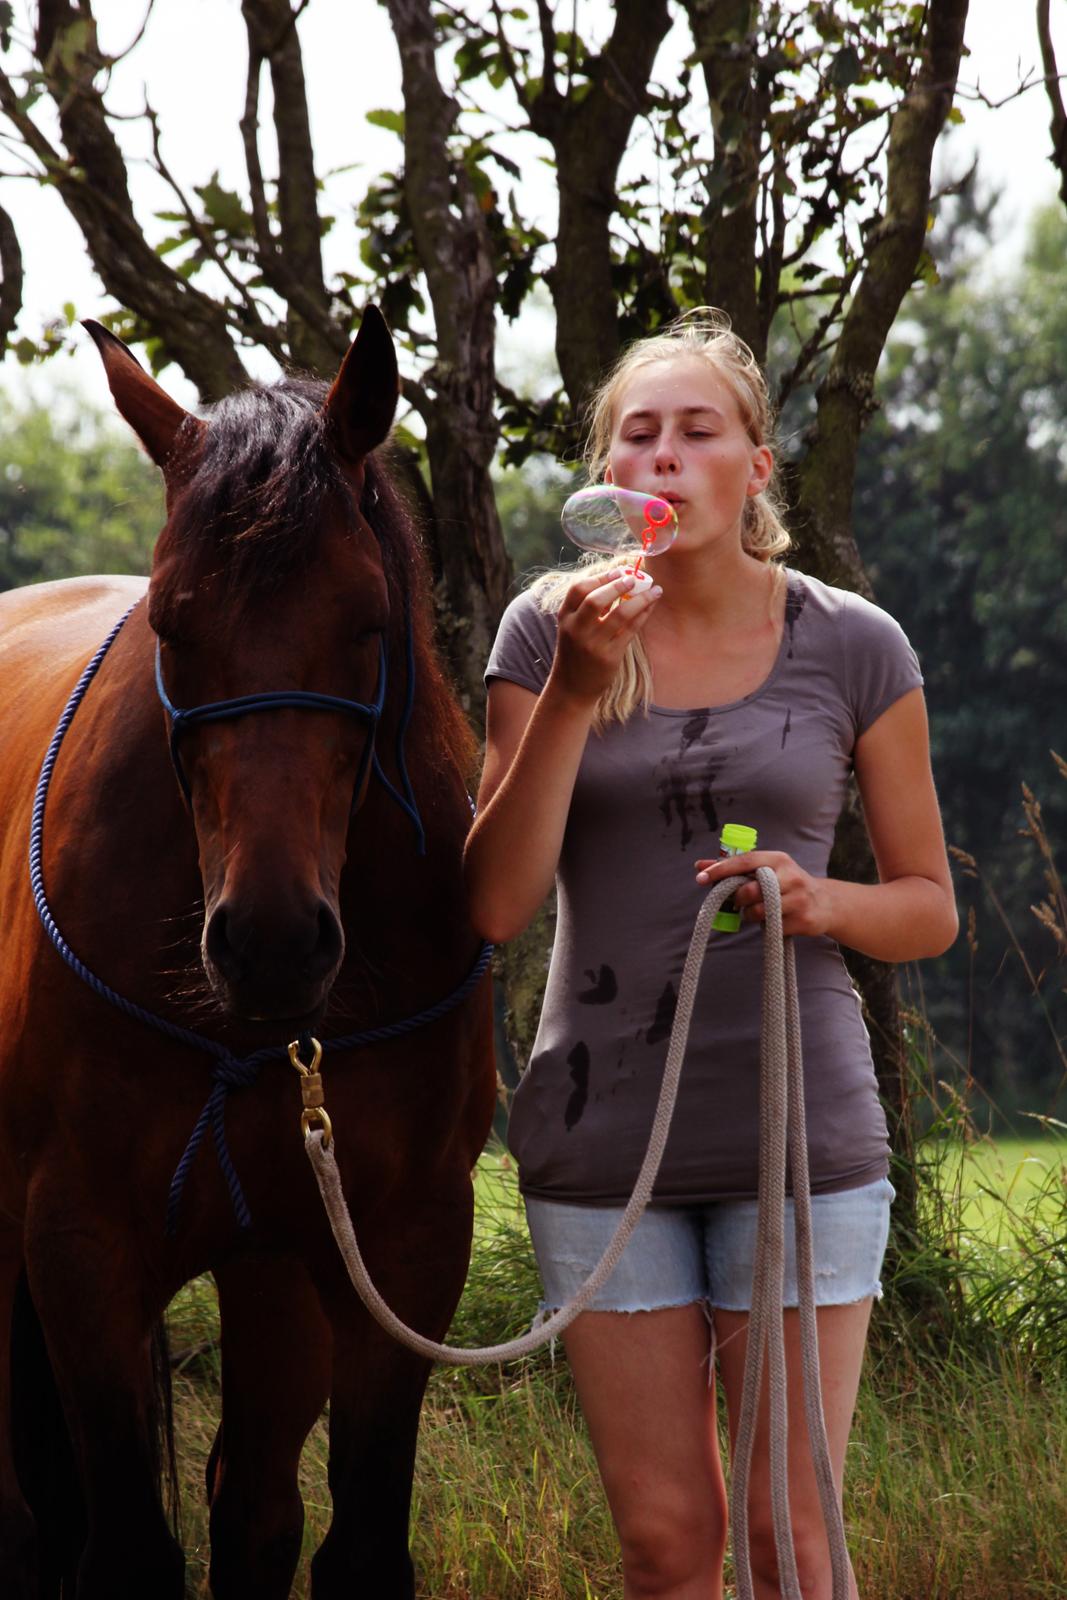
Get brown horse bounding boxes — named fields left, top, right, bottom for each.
left=0, top=307, right=495, bottom=1598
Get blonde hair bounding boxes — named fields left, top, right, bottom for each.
left=532, top=308, right=791, bottom=730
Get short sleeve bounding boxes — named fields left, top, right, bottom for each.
left=485, top=589, right=559, bottom=695
left=842, top=591, right=924, bottom=736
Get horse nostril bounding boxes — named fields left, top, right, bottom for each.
left=204, top=904, right=242, bottom=982
left=203, top=897, right=342, bottom=996
left=309, top=903, right=344, bottom=980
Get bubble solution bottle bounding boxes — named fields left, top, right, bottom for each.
left=711, top=823, right=758, bottom=933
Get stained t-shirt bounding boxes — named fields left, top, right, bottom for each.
left=485, top=568, right=924, bottom=1204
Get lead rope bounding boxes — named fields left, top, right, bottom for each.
left=302, top=868, right=850, bottom=1598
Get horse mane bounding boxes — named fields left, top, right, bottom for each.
left=165, top=377, right=477, bottom=784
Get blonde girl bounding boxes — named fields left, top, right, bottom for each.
left=464, top=311, right=956, bottom=1600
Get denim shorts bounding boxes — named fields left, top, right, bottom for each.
left=524, top=1177, right=895, bottom=1313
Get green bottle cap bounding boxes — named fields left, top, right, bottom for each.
left=720, top=823, right=758, bottom=853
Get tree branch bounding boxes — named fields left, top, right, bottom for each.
left=487, top=0, right=530, bottom=112
left=105, top=0, right=157, bottom=70
left=0, top=197, right=23, bottom=354
left=382, top=0, right=513, bottom=716
left=22, top=0, right=247, bottom=398
left=680, top=0, right=763, bottom=356
left=240, top=0, right=337, bottom=372
left=1037, top=0, right=1067, bottom=206
left=795, top=0, right=970, bottom=592
left=533, top=0, right=672, bottom=411
left=144, top=100, right=287, bottom=360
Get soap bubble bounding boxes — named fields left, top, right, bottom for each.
left=561, top=485, right=678, bottom=561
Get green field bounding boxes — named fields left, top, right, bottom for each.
left=921, top=1133, right=1066, bottom=1241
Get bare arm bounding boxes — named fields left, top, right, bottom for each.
left=464, top=569, right=660, bottom=943
left=694, top=687, right=958, bottom=962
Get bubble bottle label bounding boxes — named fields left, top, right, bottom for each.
left=712, top=823, right=758, bottom=933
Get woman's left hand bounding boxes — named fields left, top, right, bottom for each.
left=693, top=850, right=833, bottom=939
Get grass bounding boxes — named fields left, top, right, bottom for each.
left=165, top=1128, right=1067, bottom=1598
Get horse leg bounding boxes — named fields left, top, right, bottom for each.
left=23, top=1209, right=184, bottom=1600
left=0, top=1229, right=39, bottom=1599
left=207, top=1250, right=331, bottom=1600
left=10, top=1270, right=86, bottom=1599
left=309, top=1183, right=475, bottom=1600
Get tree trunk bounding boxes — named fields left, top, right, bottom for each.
left=383, top=0, right=513, bottom=723
left=792, top=0, right=969, bottom=1253
left=681, top=0, right=765, bottom=359
left=531, top=0, right=673, bottom=413
left=1037, top=0, right=1067, bottom=208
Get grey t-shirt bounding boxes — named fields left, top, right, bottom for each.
left=486, top=568, right=924, bottom=1204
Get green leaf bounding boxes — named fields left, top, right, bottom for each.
left=366, top=108, right=405, bottom=136
left=0, top=1, right=13, bottom=52
left=195, top=175, right=252, bottom=239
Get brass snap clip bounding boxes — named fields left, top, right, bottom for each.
left=288, top=1037, right=332, bottom=1148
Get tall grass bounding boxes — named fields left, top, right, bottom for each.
left=166, top=1110, right=1067, bottom=1599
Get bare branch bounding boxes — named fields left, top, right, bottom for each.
left=240, top=42, right=279, bottom=272
left=776, top=262, right=861, bottom=408
left=0, top=197, right=23, bottom=353
left=487, top=0, right=530, bottom=111
left=10, top=4, right=248, bottom=396
left=144, top=99, right=287, bottom=360
left=105, top=0, right=157, bottom=70
left=240, top=0, right=338, bottom=372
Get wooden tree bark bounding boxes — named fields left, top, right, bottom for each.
left=382, top=0, right=513, bottom=723
left=680, top=0, right=765, bottom=359
left=240, top=0, right=344, bottom=373
left=527, top=0, right=672, bottom=413
left=1, top=0, right=248, bottom=399
left=1038, top=0, right=1067, bottom=207
left=791, top=0, right=969, bottom=1250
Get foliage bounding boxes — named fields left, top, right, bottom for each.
left=0, top=389, right=161, bottom=589
left=492, top=456, right=577, bottom=581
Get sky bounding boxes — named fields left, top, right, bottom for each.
left=0, top=0, right=1063, bottom=410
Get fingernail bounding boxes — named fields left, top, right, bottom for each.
left=650, top=585, right=663, bottom=597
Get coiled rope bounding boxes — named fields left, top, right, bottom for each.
left=304, top=867, right=850, bottom=1598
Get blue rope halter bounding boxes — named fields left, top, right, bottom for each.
left=30, top=604, right=492, bottom=1234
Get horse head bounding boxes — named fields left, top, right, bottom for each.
left=87, top=309, right=402, bottom=1026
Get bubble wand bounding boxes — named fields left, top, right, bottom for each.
left=560, top=485, right=678, bottom=618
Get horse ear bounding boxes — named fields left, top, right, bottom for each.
left=82, top=320, right=200, bottom=472
left=322, top=304, right=399, bottom=464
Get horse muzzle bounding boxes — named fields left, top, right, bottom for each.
left=202, top=895, right=345, bottom=1022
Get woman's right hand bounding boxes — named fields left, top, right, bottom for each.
left=551, top=569, right=662, bottom=703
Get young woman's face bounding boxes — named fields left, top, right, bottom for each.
left=607, top=355, right=772, bottom=552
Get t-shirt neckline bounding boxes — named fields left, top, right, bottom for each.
left=648, top=566, right=800, bottom=719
